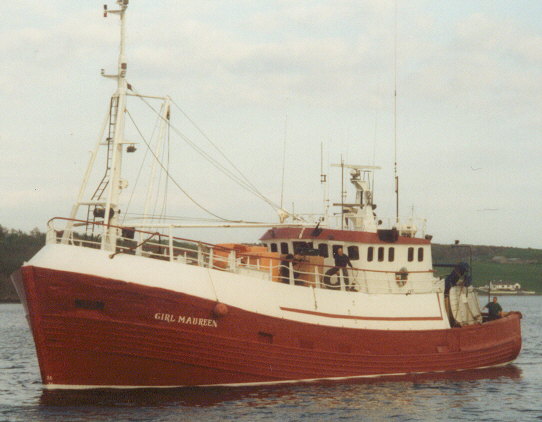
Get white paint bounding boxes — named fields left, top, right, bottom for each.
left=28, top=243, right=449, bottom=330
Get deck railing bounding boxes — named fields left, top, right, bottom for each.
left=47, top=217, right=440, bottom=294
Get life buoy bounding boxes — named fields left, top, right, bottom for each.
left=395, top=267, right=408, bottom=287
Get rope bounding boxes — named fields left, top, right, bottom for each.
left=122, top=106, right=161, bottom=224
left=129, top=86, right=283, bottom=212
left=171, top=99, right=274, bottom=204
left=125, top=109, right=237, bottom=222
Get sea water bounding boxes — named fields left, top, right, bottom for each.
left=1, top=296, right=541, bottom=421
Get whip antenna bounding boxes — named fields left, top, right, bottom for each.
left=280, top=113, right=288, bottom=209
left=393, top=0, right=399, bottom=223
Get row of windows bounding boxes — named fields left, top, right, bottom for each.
left=365, top=246, right=423, bottom=262
left=264, top=242, right=425, bottom=262
left=408, top=247, right=424, bottom=262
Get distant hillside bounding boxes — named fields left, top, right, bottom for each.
left=432, top=243, right=542, bottom=293
left=1, top=227, right=541, bottom=302
left=432, top=243, right=542, bottom=264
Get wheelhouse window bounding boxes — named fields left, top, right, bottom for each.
left=280, top=242, right=289, bottom=254
left=270, top=243, right=278, bottom=253
left=388, top=247, right=395, bottom=262
left=377, top=247, right=384, bottom=262
left=418, top=247, right=424, bottom=262
left=367, top=247, right=374, bottom=262
left=347, top=246, right=359, bottom=261
left=318, top=243, right=329, bottom=258
left=408, top=247, right=414, bottom=262
left=293, top=241, right=313, bottom=254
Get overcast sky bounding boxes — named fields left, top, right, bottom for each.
left=1, top=0, right=541, bottom=248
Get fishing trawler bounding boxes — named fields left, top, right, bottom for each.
left=12, top=1, right=522, bottom=389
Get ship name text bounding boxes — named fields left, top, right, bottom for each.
left=154, top=312, right=218, bottom=328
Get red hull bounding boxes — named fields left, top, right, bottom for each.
left=13, top=266, right=522, bottom=388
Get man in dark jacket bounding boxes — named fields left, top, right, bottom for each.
left=483, top=296, right=504, bottom=321
left=324, top=247, right=354, bottom=290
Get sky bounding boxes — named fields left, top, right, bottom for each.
left=1, top=0, right=541, bottom=248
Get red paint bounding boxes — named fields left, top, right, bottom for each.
left=260, top=227, right=431, bottom=245
left=14, top=265, right=521, bottom=388
left=280, top=306, right=443, bottom=321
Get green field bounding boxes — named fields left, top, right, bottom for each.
left=471, top=262, right=542, bottom=292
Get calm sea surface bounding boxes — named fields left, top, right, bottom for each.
left=1, top=296, right=541, bottom=422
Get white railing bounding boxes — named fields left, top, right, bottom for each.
left=47, top=217, right=439, bottom=295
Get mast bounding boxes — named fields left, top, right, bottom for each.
left=102, top=0, right=130, bottom=251
left=61, top=1, right=129, bottom=247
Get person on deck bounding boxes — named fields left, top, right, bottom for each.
left=324, top=247, right=354, bottom=290
left=483, top=296, right=507, bottom=321
left=292, top=252, right=305, bottom=286
left=279, top=254, right=294, bottom=284
left=280, top=254, right=302, bottom=284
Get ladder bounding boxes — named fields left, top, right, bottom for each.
left=86, top=95, right=120, bottom=233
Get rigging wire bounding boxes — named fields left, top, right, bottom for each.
left=170, top=100, right=280, bottom=210
left=160, top=117, right=171, bottom=224
left=170, top=98, right=275, bottom=207
left=157, top=102, right=171, bottom=223
left=121, top=106, right=161, bottom=225
left=123, top=213, right=267, bottom=225
left=280, top=113, right=288, bottom=209
left=151, top=110, right=168, bottom=221
left=129, top=86, right=283, bottom=212
left=125, top=108, right=237, bottom=222
left=124, top=213, right=226, bottom=222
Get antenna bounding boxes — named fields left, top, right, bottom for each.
left=372, top=90, right=379, bottom=207
left=340, top=155, right=345, bottom=230
left=320, top=142, right=329, bottom=222
left=280, top=113, right=288, bottom=209
left=393, top=0, right=399, bottom=223
left=320, top=142, right=327, bottom=184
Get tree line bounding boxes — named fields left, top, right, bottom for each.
left=0, top=225, right=45, bottom=302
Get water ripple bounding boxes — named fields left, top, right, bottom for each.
left=1, top=296, right=541, bottom=421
